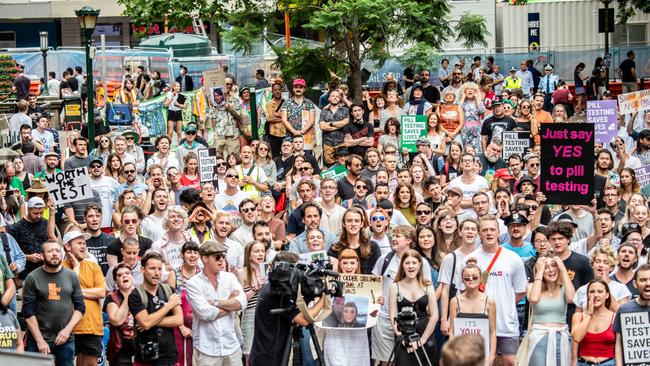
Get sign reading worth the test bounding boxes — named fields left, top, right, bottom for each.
left=318, top=274, right=382, bottom=330
left=501, top=131, right=530, bottom=159
left=540, top=123, right=594, bottom=205
left=587, top=100, right=618, bottom=144
left=44, top=167, right=93, bottom=206
left=620, top=311, right=650, bottom=365
left=400, top=115, right=428, bottom=152
left=198, top=148, right=218, bottom=183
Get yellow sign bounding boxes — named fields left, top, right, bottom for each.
left=65, top=104, right=81, bottom=117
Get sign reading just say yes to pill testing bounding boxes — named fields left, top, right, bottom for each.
left=540, top=123, right=594, bottom=205
left=587, top=100, right=618, bottom=144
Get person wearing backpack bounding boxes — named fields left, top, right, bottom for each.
left=105, top=262, right=136, bottom=365
left=128, top=251, right=182, bottom=365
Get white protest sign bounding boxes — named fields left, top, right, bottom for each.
left=44, top=167, right=93, bottom=206
left=620, top=311, right=650, bottom=365
left=198, top=148, right=218, bottom=183
left=618, top=89, right=650, bottom=115
left=501, top=131, right=530, bottom=159
left=453, top=316, right=490, bottom=359
left=318, top=274, right=382, bottom=330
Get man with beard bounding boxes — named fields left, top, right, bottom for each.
left=507, top=154, right=524, bottom=183
left=22, top=240, right=85, bottom=363
left=476, top=139, right=507, bottom=178
left=614, top=264, right=650, bottom=365
left=252, top=221, right=279, bottom=261
left=230, top=199, right=258, bottom=248
left=337, top=155, right=364, bottom=201
left=87, top=156, right=119, bottom=233
left=265, top=83, right=286, bottom=157
left=288, top=202, right=338, bottom=254
left=571, top=208, right=618, bottom=258
left=236, top=145, right=269, bottom=199
left=611, top=242, right=640, bottom=298
left=418, top=69, right=441, bottom=107
left=141, top=188, right=169, bottom=243
left=282, top=79, right=317, bottom=153
left=343, top=103, right=374, bottom=158
left=480, top=98, right=517, bottom=151
left=442, top=67, right=464, bottom=102
left=214, top=211, right=244, bottom=269
left=595, top=149, right=616, bottom=181
left=360, top=148, right=382, bottom=184
left=62, top=230, right=106, bottom=366
left=216, top=168, right=248, bottom=218
left=84, top=204, right=115, bottom=275
left=319, top=90, right=350, bottom=166
left=35, top=151, right=62, bottom=179
left=64, top=137, right=88, bottom=170
left=286, top=180, right=317, bottom=241
left=128, top=251, right=182, bottom=366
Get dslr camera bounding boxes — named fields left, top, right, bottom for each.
left=137, top=328, right=161, bottom=363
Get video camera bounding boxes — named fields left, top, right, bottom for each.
left=268, top=261, right=344, bottom=304
left=395, top=306, right=419, bottom=341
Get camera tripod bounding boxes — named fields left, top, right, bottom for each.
left=387, top=333, right=433, bottom=366
left=280, top=323, right=325, bottom=366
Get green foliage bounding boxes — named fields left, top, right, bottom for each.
left=397, top=43, right=439, bottom=72
left=271, top=44, right=346, bottom=86
left=117, top=0, right=230, bottom=33
left=456, top=13, right=490, bottom=48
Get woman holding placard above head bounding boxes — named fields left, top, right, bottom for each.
left=520, top=254, right=575, bottom=366
left=237, top=240, right=268, bottom=365
left=389, top=249, right=438, bottom=366
left=448, top=258, right=496, bottom=366
left=571, top=279, right=616, bottom=366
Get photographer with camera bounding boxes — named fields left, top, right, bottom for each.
left=249, top=251, right=330, bottom=366
left=128, top=251, right=183, bottom=365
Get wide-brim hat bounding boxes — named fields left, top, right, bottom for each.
left=26, top=178, right=49, bottom=193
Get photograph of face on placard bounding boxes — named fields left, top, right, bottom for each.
left=211, top=86, right=226, bottom=106
left=322, top=296, right=368, bottom=329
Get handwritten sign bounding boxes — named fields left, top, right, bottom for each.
left=318, top=274, right=382, bottom=329
left=198, top=148, right=218, bottom=183
left=44, top=167, right=93, bottom=206
left=587, top=100, right=618, bottom=144
left=620, top=311, right=650, bottom=365
left=501, top=131, right=530, bottom=159
left=400, top=115, right=427, bottom=152
left=202, top=69, right=226, bottom=90
left=454, top=316, right=490, bottom=359
left=618, top=89, right=650, bottom=115
left=540, top=123, right=594, bottom=205
left=320, top=164, right=348, bottom=181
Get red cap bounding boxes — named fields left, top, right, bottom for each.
left=293, top=79, right=306, bottom=87
left=494, top=168, right=514, bottom=180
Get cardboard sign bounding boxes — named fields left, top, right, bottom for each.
left=587, top=100, right=618, bottom=144
left=453, top=316, right=490, bottom=359
left=501, top=131, right=530, bottom=159
left=202, top=68, right=226, bottom=89
left=44, top=167, right=93, bottom=206
left=540, top=123, right=594, bottom=205
left=320, top=165, right=348, bottom=181
left=198, top=148, right=218, bottom=183
left=620, top=311, right=650, bottom=365
left=635, top=165, right=650, bottom=189
left=618, top=89, right=650, bottom=115
left=319, top=274, right=382, bottom=330
left=400, top=115, right=428, bottom=152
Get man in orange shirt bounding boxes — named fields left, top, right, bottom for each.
left=62, top=230, right=106, bottom=366
left=532, top=93, right=553, bottom=145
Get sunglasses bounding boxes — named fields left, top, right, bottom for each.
left=299, top=167, right=312, bottom=171
left=90, top=164, right=102, bottom=169
left=124, top=170, right=136, bottom=174
left=259, top=147, right=268, bottom=151
left=126, top=136, right=135, bottom=140
left=453, top=72, right=463, bottom=76
left=101, top=139, right=110, bottom=143
left=416, top=210, right=432, bottom=215
left=528, top=163, right=540, bottom=167
left=623, top=223, right=640, bottom=230
left=521, top=105, right=531, bottom=109
left=526, top=204, right=539, bottom=211
left=463, top=276, right=479, bottom=281
left=226, top=174, right=238, bottom=179
left=167, top=171, right=178, bottom=177
left=123, top=219, right=138, bottom=225
left=241, top=207, right=257, bottom=213
left=355, top=185, right=368, bottom=190
left=371, top=215, right=386, bottom=222
left=186, top=131, right=197, bottom=135
left=216, top=162, right=227, bottom=167
left=212, top=253, right=225, bottom=261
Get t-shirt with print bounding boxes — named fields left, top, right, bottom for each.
left=342, top=121, right=374, bottom=158
left=0, top=309, right=20, bottom=349
left=467, top=247, right=527, bottom=337
left=89, top=175, right=119, bottom=228
left=612, top=300, right=650, bottom=340
left=563, top=251, right=594, bottom=325
left=86, top=232, right=114, bottom=275
left=480, top=115, right=517, bottom=146
left=282, top=97, right=316, bottom=149
left=447, top=175, right=489, bottom=201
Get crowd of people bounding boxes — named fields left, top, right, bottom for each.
left=0, top=50, right=648, bottom=366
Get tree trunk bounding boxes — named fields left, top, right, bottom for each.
left=345, top=30, right=363, bottom=102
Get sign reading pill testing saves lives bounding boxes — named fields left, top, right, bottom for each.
left=620, top=311, right=650, bottom=365
left=540, top=123, right=594, bottom=205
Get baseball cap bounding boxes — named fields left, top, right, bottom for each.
left=416, top=138, right=431, bottom=147
left=446, top=187, right=463, bottom=197
left=293, top=79, right=306, bottom=87
left=544, top=64, right=553, bottom=71
left=509, top=67, right=516, bottom=72
left=62, top=230, right=91, bottom=245
left=185, top=123, right=198, bottom=133
left=494, top=168, right=514, bottom=180
left=27, top=196, right=45, bottom=209
left=199, top=240, right=227, bottom=256
left=87, top=156, right=104, bottom=167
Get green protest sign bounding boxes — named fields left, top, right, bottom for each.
left=320, top=165, right=348, bottom=181
left=400, top=115, right=428, bottom=152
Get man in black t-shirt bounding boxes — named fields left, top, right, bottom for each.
left=12, top=65, right=31, bottom=102
left=337, top=154, right=364, bottom=201
left=128, top=251, right=182, bottom=365
left=480, top=98, right=517, bottom=150
left=418, top=69, right=441, bottom=107
left=343, top=103, right=374, bottom=158
left=403, top=64, right=415, bottom=89
left=619, top=50, right=638, bottom=93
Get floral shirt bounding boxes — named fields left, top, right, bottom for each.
left=213, top=96, right=243, bottom=138
left=283, top=97, right=316, bottom=149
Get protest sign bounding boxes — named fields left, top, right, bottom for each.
left=319, top=274, right=382, bottom=330
left=320, top=165, right=348, bottom=181
left=540, top=123, right=594, bottom=205
left=635, top=165, right=650, bottom=189
left=198, top=148, right=218, bottom=183
left=202, top=68, right=226, bottom=89
left=501, top=131, right=530, bottom=159
left=618, top=89, right=650, bottom=115
left=299, top=250, right=328, bottom=265
left=454, top=316, right=490, bottom=359
left=44, top=167, right=93, bottom=206
left=587, top=100, right=618, bottom=144
left=400, top=115, right=427, bottom=152
left=620, top=311, right=650, bottom=365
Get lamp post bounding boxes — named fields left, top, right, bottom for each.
left=601, top=0, right=612, bottom=88
left=39, top=31, right=48, bottom=96
left=75, top=5, right=100, bottom=151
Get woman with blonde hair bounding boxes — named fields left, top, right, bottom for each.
left=438, top=88, right=464, bottom=147
left=523, top=254, right=575, bottom=366
left=389, top=249, right=438, bottom=365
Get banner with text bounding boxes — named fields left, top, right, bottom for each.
left=318, top=274, right=382, bottom=330
left=198, top=148, right=218, bottom=183
left=501, top=131, right=531, bottom=159
left=45, top=167, right=93, bottom=206
left=635, top=165, right=650, bottom=189
left=618, top=89, right=650, bottom=115
left=400, top=115, right=428, bottom=153
left=320, top=165, right=348, bottom=181
left=540, top=123, right=594, bottom=205
left=620, top=310, right=650, bottom=365
left=587, top=100, right=618, bottom=144
left=454, top=316, right=490, bottom=360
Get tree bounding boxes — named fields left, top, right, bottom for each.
left=117, top=0, right=230, bottom=34
left=225, top=0, right=489, bottom=100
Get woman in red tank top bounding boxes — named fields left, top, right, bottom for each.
left=571, top=279, right=616, bottom=366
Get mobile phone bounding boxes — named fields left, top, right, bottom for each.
left=5, top=190, right=13, bottom=196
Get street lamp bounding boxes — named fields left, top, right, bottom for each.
left=600, top=0, right=613, bottom=87
left=39, top=31, right=48, bottom=96
left=75, top=5, right=100, bottom=150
